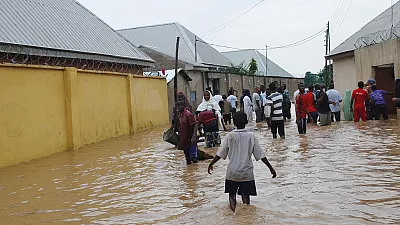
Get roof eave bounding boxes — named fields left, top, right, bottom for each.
left=0, top=42, right=155, bottom=67
left=326, top=50, right=355, bottom=60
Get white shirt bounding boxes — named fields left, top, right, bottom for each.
left=260, top=91, right=267, bottom=100
left=326, top=89, right=342, bottom=112
left=252, top=93, right=261, bottom=110
left=217, top=129, right=266, bottom=182
left=227, top=95, right=237, bottom=108
left=243, top=96, right=253, bottom=121
left=214, top=95, right=223, bottom=104
left=293, top=90, right=299, bottom=103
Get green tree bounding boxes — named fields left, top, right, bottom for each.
left=304, top=64, right=333, bottom=87
left=248, top=58, right=258, bottom=75
left=304, top=71, right=317, bottom=87
left=229, top=62, right=248, bottom=75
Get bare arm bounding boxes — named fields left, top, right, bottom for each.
left=261, top=158, right=276, bottom=178
left=208, top=156, right=221, bottom=174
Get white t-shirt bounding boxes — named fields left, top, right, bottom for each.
left=217, top=129, right=266, bottom=182
left=260, top=91, right=267, bottom=101
left=326, top=89, right=342, bottom=112
left=293, top=90, right=299, bottom=103
left=252, top=93, right=261, bottom=110
left=227, top=95, right=237, bottom=108
left=214, top=95, right=223, bottom=104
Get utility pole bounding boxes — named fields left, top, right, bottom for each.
left=174, top=37, right=180, bottom=103
left=194, top=36, right=197, bottom=62
left=324, top=21, right=330, bottom=86
left=265, top=45, right=268, bottom=76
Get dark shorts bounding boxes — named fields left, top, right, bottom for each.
left=225, top=180, right=257, bottom=196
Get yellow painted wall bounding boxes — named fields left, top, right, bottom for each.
left=0, top=64, right=169, bottom=168
left=131, top=76, right=169, bottom=132
left=77, top=72, right=131, bottom=146
left=0, top=65, right=68, bottom=167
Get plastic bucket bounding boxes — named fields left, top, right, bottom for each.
left=163, top=128, right=180, bottom=146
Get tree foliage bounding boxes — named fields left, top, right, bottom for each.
left=304, top=65, right=333, bottom=87
left=248, top=58, right=258, bottom=75
left=228, top=62, right=248, bottom=75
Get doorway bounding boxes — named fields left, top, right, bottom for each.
left=375, top=65, right=396, bottom=114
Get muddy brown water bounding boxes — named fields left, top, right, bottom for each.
left=0, top=118, right=399, bottom=224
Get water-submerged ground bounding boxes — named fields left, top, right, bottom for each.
left=0, top=117, right=399, bottom=225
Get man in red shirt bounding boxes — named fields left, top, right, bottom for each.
left=350, top=81, right=369, bottom=122
left=295, top=84, right=311, bottom=134
left=305, top=85, right=318, bottom=123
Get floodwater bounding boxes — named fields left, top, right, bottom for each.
left=0, top=117, right=399, bottom=225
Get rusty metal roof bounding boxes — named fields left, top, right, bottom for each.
left=0, top=0, right=154, bottom=66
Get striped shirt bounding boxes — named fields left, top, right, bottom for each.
left=264, top=92, right=284, bottom=121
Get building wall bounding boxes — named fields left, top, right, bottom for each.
left=332, top=39, right=400, bottom=116
left=355, top=39, right=400, bottom=80
left=187, top=71, right=204, bottom=110
left=0, top=65, right=68, bottom=168
left=77, top=72, right=130, bottom=145
left=167, top=74, right=191, bottom=121
left=139, top=47, right=186, bottom=71
left=0, top=64, right=169, bottom=168
left=332, top=55, right=357, bottom=100
left=229, top=74, right=243, bottom=96
left=131, top=76, right=169, bottom=131
left=355, top=39, right=400, bottom=116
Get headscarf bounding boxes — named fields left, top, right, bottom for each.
left=196, top=91, right=221, bottom=112
left=172, top=92, right=192, bottom=122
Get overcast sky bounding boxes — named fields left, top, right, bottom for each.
left=78, top=0, right=394, bottom=77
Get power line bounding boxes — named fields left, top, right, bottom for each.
left=196, top=26, right=325, bottom=51
left=334, top=0, right=353, bottom=35
left=268, top=27, right=326, bottom=49
left=331, top=0, right=348, bottom=28
left=331, top=0, right=345, bottom=26
left=199, top=0, right=266, bottom=37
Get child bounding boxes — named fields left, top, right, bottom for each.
left=177, top=100, right=198, bottom=165
left=207, top=111, right=276, bottom=212
left=222, top=95, right=232, bottom=125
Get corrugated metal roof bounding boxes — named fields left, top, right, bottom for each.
left=222, top=49, right=294, bottom=78
left=329, top=1, right=400, bottom=57
left=0, top=0, right=154, bottom=66
left=117, top=23, right=232, bottom=67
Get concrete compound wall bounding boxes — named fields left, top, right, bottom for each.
left=0, top=64, right=169, bottom=168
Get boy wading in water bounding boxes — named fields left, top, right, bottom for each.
left=207, top=112, right=276, bottom=212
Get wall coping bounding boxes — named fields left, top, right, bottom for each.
left=0, top=63, right=165, bottom=80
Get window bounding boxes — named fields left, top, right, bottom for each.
left=190, top=91, right=196, bottom=102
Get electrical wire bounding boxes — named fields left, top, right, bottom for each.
left=334, top=0, right=353, bottom=35
left=199, top=0, right=266, bottom=37
left=268, top=27, right=326, bottom=49
left=196, top=26, right=326, bottom=51
left=331, top=0, right=345, bottom=26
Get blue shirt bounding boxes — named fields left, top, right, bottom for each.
left=370, top=90, right=387, bottom=105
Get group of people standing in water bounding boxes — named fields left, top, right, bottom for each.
left=169, top=80, right=399, bottom=212
left=171, top=80, right=400, bottom=164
